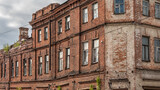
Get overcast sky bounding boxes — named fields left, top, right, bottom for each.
left=0, top=0, right=67, bottom=49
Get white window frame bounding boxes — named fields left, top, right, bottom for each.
left=83, top=8, right=88, bottom=23
left=92, top=39, right=99, bottom=63
left=38, top=30, right=41, bottom=42
left=58, top=20, right=62, bottom=34
left=65, top=16, right=70, bottom=30
left=83, top=42, right=88, bottom=65
left=92, top=3, right=98, bottom=19
left=38, top=57, right=43, bottom=75
left=45, top=55, right=49, bottom=74
left=66, top=48, right=70, bottom=69
left=59, top=51, right=63, bottom=71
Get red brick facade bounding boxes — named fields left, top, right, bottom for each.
left=0, top=0, right=160, bottom=90
left=0, top=0, right=105, bottom=90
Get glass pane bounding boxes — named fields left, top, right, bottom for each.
left=115, top=8, right=119, bottom=13
left=142, top=37, right=149, bottom=45
left=94, top=39, right=99, bottom=48
left=120, top=4, right=124, bottom=13
left=84, top=42, right=88, bottom=50
left=146, top=46, right=149, bottom=60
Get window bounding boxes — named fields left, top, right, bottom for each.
left=38, top=30, right=41, bottom=42
left=154, top=39, right=160, bottom=62
left=11, top=61, right=14, bottom=77
left=38, top=57, right=42, bottom=75
left=83, top=42, right=88, bottom=65
left=1, top=63, right=3, bottom=78
left=66, top=48, right=70, bottom=69
left=65, top=16, right=70, bottom=30
left=155, top=3, right=160, bottom=18
left=58, top=20, right=62, bottom=34
left=143, top=0, right=149, bottom=16
left=83, top=8, right=88, bottom=23
left=142, top=37, right=149, bottom=61
left=15, top=61, right=18, bottom=77
left=45, top=55, right=49, bottom=74
left=44, top=27, right=48, bottom=40
left=59, top=51, right=63, bottom=71
left=29, top=58, right=32, bottom=76
left=92, top=3, right=98, bottom=19
left=92, top=39, right=99, bottom=63
left=114, top=0, right=125, bottom=14
left=4, top=63, right=6, bottom=78
left=23, top=59, right=27, bottom=76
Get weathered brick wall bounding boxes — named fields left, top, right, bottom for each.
left=105, top=23, right=135, bottom=90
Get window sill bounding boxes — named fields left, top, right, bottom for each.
left=65, top=67, right=70, bottom=70
left=91, top=62, right=98, bottom=65
left=155, top=17, right=160, bottom=20
left=58, top=32, right=62, bottom=35
left=82, top=64, right=88, bottom=66
left=38, top=74, right=42, bottom=76
left=58, top=70, right=63, bottom=72
left=142, top=14, right=150, bottom=17
left=65, top=29, right=70, bottom=31
left=83, top=22, right=88, bottom=24
left=44, top=39, right=48, bottom=41
left=114, top=12, right=125, bottom=15
left=142, top=60, right=150, bottom=62
left=45, top=72, right=49, bottom=74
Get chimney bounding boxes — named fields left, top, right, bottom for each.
left=19, top=27, right=29, bottom=41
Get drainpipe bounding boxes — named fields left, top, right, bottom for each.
left=49, top=20, right=52, bottom=71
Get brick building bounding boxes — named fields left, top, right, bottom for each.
left=0, top=0, right=160, bottom=90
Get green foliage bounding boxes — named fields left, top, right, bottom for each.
left=96, top=76, right=101, bottom=90
left=90, top=85, right=94, bottom=90
left=16, top=87, right=22, bottom=90
left=58, top=86, right=61, bottom=90
left=3, top=44, right=10, bottom=53
left=14, top=42, right=20, bottom=48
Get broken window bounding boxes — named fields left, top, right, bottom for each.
left=114, top=0, right=125, bottom=14
left=143, top=0, right=149, bottom=16
left=155, top=3, right=160, bottom=18
left=83, top=42, right=88, bottom=65
left=92, top=39, right=99, bottom=63
left=154, top=38, right=160, bottom=62
left=92, top=2, right=98, bottom=19
left=59, top=50, right=63, bottom=71
left=142, top=36, right=150, bottom=61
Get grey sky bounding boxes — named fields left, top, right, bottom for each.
left=0, top=0, right=67, bottom=49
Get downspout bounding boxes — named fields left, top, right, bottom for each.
left=54, top=20, right=57, bottom=79
left=34, top=28, right=37, bottom=80
left=49, top=20, right=52, bottom=71
left=79, top=1, right=82, bottom=74
left=20, top=53, right=22, bottom=81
